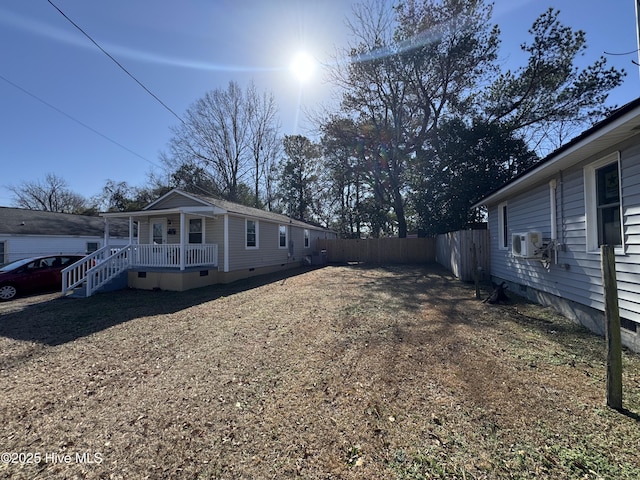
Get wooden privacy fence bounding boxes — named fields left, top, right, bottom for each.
left=435, top=229, right=490, bottom=282
left=316, top=237, right=436, bottom=264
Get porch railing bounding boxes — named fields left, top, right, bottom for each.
left=86, top=245, right=133, bottom=297
left=63, top=243, right=218, bottom=297
left=62, top=245, right=114, bottom=294
left=132, top=244, right=218, bottom=269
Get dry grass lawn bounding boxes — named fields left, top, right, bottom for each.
left=0, top=264, right=639, bottom=479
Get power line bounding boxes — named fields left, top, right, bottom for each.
left=14, top=3, right=238, bottom=201
left=46, top=0, right=185, bottom=125
left=0, top=73, right=161, bottom=169
left=1, top=73, right=224, bottom=201
left=604, top=48, right=640, bottom=56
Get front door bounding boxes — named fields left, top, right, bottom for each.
left=151, top=219, right=167, bottom=244
left=150, top=219, right=167, bottom=265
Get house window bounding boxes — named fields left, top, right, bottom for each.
left=86, top=242, right=99, bottom=254
left=596, top=162, right=622, bottom=246
left=304, top=229, right=310, bottom=248
left=0, top=241, right=6, bottom=265
left=498, top=202, right=508, bottom=250
left=246, top=219, right=258, bottom=248
left=189, top=218, right=203, bottom=244
left=585, top=153, right=623, bottom=252
left=279, top=225, right=288, bottom=248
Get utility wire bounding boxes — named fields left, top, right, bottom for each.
left=1, top=74, right=223, bottom=200
left=46, top=0, right=185, bottom=125
left=604, top=48, right=640, bottom=56
left=27, top=2, right=235, bottom=200
left=0, top=73, right=161, bottom=168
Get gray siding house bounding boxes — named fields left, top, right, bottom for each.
left=472, top=97, right=640, bottom=352
left=62, top=189, right=337, bottom=296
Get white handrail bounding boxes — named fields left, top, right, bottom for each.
left=62, top=246, right=112, bottom=294
left=86, top=245, right=133, bottom=297
left=62, top=243, right=218, bottom=297
left=132, top=244, right=218, bottom=269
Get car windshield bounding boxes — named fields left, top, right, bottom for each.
left=0, top=257, right=37, bottom=273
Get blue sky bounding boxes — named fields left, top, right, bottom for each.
left=1, top=0, right=638, bottom=206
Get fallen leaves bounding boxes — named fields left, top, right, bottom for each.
left=0, top=265, right=639, bottom=479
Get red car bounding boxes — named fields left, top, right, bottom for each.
left=0, top=255, right=85, bottom=301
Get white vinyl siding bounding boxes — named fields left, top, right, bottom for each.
left=488, top=137, right=640, bottom=326
left=0, top=235, right=127, bottom=264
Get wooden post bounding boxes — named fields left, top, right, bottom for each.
left=601, top=245, right=622, bottom=410
left=472, top=242, right=480, bottom=299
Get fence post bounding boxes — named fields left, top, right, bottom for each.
left=601, top=244, right=622, bottom=410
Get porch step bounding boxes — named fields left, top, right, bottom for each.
left=65, top=271, right=128, bottom=298
left=97, top=270, right=128, bottom=292
left=67, top=284, right=87, bottom=298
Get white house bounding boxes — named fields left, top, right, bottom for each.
left=62, top=190, right=336, bottom=296
left=0, top=207, right=130, bottom=265
left=472, top=97, right=640, bottom=352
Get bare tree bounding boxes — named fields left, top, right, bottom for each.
left=163, top=81, right=281, bottom=205
left=7, top=173, right=87, bottom=213
left=247, top=83, right=280, bottom=208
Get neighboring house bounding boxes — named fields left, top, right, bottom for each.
left=0, top=207, right=131, bottom=265
left=472, top=97, right=640, bottom=352
left=63, top=189, right=336, bottom=297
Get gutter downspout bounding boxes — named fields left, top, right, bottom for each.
left=549, top=179, right=558, bottom=264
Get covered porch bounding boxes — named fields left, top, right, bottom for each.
left=62, top=205, right=224, bottom=297
left=101, top=205, right=224, bottom=271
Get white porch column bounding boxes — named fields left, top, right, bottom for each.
left=128, top=216, right=134, bottom=244
left=179, top=211, right=186, bottom=271
left=104, top=218, right=110, bottom=249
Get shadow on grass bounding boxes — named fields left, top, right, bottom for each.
left=342, top=261, right=466, bottom=314
left=617, top=408, right=640, bottom=422
left=0, top=266, right=320, bottom=346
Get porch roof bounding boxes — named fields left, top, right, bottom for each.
left=100, top=205, right=226, bottom=220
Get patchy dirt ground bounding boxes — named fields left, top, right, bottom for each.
left=0, top=264, right=639, bottom=479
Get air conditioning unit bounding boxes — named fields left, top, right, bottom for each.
left=512, top=231, right=542, bottom=258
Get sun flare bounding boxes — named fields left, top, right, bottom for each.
left=289, top=51, right=316, bottom=83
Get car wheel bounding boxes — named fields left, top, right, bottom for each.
left=0, top=284, right=18, bottom=301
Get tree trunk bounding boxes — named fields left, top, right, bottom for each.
left=393, top=189, right=407, bottom=238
